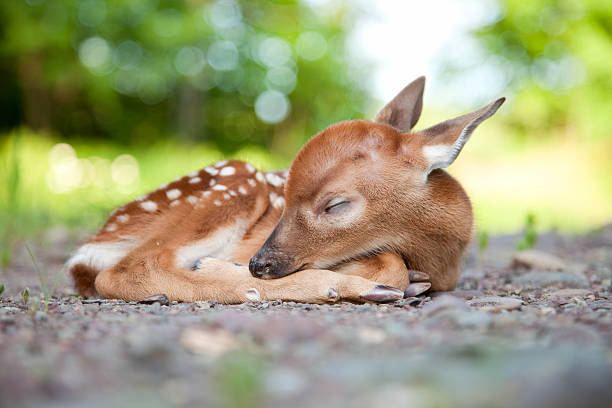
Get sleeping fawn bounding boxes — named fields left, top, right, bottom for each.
left=67, top=77, right=504, bottom=304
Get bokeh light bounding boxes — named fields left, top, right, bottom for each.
left=296, top=32, right=328, bottom=61
left=255, top=90, right=290, bottom=124
left=78, top=36, right=113, bottom=75
left=207, top=40, right=239, bottom=71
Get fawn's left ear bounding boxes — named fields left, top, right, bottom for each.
left=374, top=76, right=425, bottom=132
left=417, top=97, right=505, bottom=175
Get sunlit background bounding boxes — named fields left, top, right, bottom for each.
left=1, top=0, right=611, bottom=250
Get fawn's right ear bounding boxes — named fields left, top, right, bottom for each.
left=374, top=76, right=425, bottom=132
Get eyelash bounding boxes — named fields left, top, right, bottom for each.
left=325, top=200, right=348, bottom=213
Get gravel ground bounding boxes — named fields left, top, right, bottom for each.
left=1, top=226, right=611, bottom=408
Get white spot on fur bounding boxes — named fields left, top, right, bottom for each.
left=269, top=192, right=285, bottom=209
left=219, top=166, right=235, bottom=176
left=255, top=172, right=264, bottom=182
left=117, top=214, right=130, bottom=223
left=106, top=223, right=118, bottom=232
left=174, top=220, right=248, bottom=268
left=229, top=190, right=237, bottom=197
left=223, top=193, right=230, bottom=200
left=273, top=196, right=285, bottom=209
left=202, top=191, right=212, bottom=198
left=213, top=200, right=222, bottom=206
left=158, top=183, right=168, bottom=190
left=212, top=184, right=227, bottom=191
left=166, top=188, right=182, bottom=200
left=140, top=201, right=158, bottom=212
left=214, top=160, right=228, bottom=168
left=186, top=195, right=198, bottom=205
left=245, top=163, right=256, bottom=173
left=66, top=239, right=140, bottom=273
left=189, top=177, right=201, bottom=184
left=204, top=166, right=219, bottom=176
left=247, top=179, right=256, bottom=187
left=265, top=172, right=284, bottom=187
left=136, top=194, right=148, bottom=201
left=245, top=288, right=261, bottom=301
left=238, top=186, right=247, bottom=195
left=170, top=200, right=181, bottom=207
left=209, top=179, right=216, bottom=187
left=188, top=171, right=198, bottom=177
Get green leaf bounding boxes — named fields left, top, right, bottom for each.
left=21, top=287, right=29, bottom=304
left=0, top=282, right=5, bottom=296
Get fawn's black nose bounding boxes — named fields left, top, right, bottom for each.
left=248, top=257, right=272, bottom=278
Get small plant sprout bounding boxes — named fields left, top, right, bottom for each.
left=0, top=281, right=5, bottom=296
left=24, top=241, right=59, bottom=312
left=478, top=230, right=489, bottom=270
left=21, top=287, right=30, bottom=304
left=517, top=213, right=538, bottom=250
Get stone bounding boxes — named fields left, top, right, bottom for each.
left=512, top=249, right=565, bottom=271
left=421, top=294, right=469, bottom=318
left=138, top=294, right=170, bottom=306
left=180, top=328, right=241, bottom=357
left=467, top=296, right=522, bottom=312
left=514, top=272, right=589, bottom=288
left=550, top=289, right=592, bottom=298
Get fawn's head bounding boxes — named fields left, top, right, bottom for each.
left=250, top=77, right=504, bottom=279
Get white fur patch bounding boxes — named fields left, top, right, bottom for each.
left=247, top=179, right=256, bottom=187
left=204, top=166, right=219, bottom=176
left=219, top=166, right=235, bottom=176
left=188, top=171, right=198, bottom=177
left=189, top=177, right=201, bottom=184
left=214, top=160, right=228, bottom=168
left=265, top=172, right=284, bottom=187
left=212, top=184, right=227, bottom=191
left=140, top=201, right=158, bottom=212
left=209, top=179, right=216, bottom=187
left=166, top=189, right=182, bottom=200
left=117, top=214, right=130, bottom=223
left=174, top=220, right=247, bottom=268
left=170, top=200, right=181, bottom=207
left=213, top=200, right=222, bottom=206
left=202, top=191, right=212, bottom=198
left=229, top=190, right=237, bottom=197
left=423, top=144, right=453, bottom=171
left=66, top=239, right=140, bottom=273
left=255, top=172, right=264, bottom=182
left=106, top=223, right=118, bottom=232
left=223, top=193, right=230, bottom=200
left=245, top=163, right=256, bottom=173
left=238, top=186, right=247, bottom=195
left=186, top=195, right=198, bottom=205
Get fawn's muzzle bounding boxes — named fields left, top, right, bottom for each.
left=249, top=243, right=295, bottom=279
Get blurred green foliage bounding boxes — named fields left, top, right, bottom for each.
left=0, top=0, right=370, bottom=155
left=455, top=0, right=612, bottom=141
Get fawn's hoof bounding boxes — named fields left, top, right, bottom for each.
left=360, top=285, right=404, bottom=303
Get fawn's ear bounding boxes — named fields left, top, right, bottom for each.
left=374, top=76, right=425, bottom=131
left=418, top=97, right=505, bottom=175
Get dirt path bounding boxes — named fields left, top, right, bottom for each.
left=1, top=226, right=611, bottom=408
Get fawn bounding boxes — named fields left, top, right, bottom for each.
left=67, top=77, right=504, bottom=304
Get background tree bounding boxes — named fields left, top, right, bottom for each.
left=0, top=0, right=371, bottom=155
